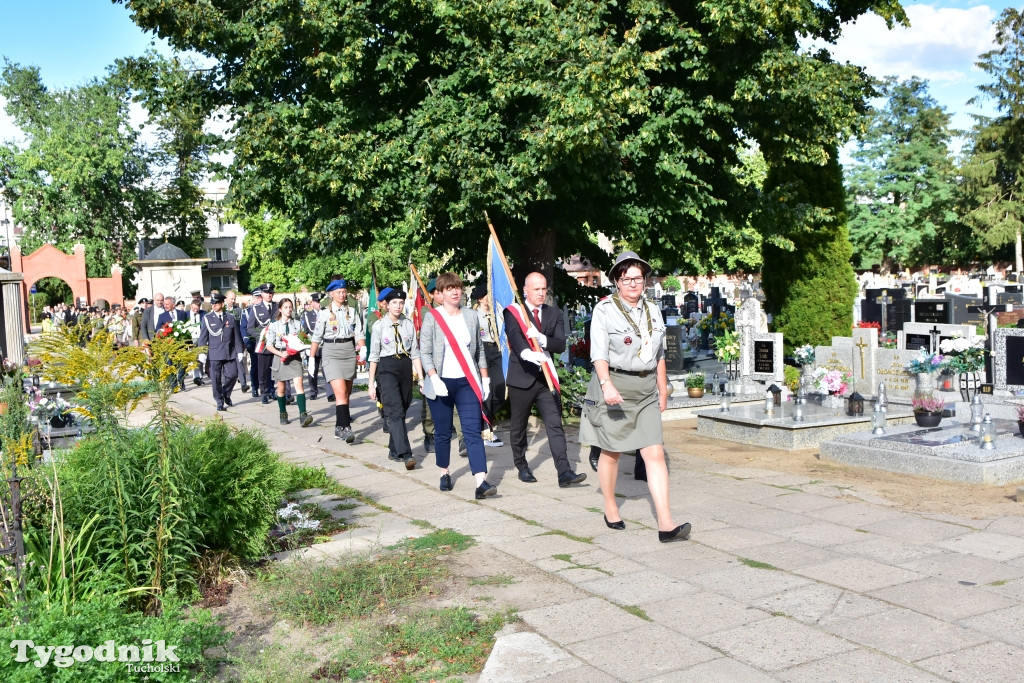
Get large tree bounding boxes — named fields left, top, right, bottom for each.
left=844, top=77, right=958, bottom=272
left=961, top=7, right=1024, bottom=274
left=0, top=62, right=157, bottom=278
left=117, top=0, right=905, bottom=280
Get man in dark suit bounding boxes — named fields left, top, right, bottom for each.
left=245, top=284, right=277, bottom=404
left=157, top=295, right=189, bottom=391
left=503, top=272, right=586, bottom=488
left=197, top=293, right=245, bottom=410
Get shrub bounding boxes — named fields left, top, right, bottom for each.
left=684, top=373, right=705, bottom=389
left=760, top=147, right=857, bottom=353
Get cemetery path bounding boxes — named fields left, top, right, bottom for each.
left=159, top=385, right=1024, bottom=682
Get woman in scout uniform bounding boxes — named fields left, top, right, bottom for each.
left=368, top=288, right=422, bottom=470
left=265, top=297, right=314, bottom=427
left=580, top=251, right=691, bottom=543
left=308, top=279, right=366, bottom=442
left=419, top=272, right=494, bottom=499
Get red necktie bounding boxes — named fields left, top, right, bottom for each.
left=532, top=308, right=541, bottom=327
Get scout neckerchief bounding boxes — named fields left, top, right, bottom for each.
left=391, top=318, right=409, bottom=357
left=612, top=294, right=654, bottom=363
left=428, top=308, right=491, bottom=426
left=505, top=303, right=561, bottom=392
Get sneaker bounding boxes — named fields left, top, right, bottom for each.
left=343, top=427, right=355, bottom=444
left=484, top=436, right=504, bottom=448
left=458, top=440, right=468, bottom=458
left=279, top=413, right=290, bottom=425
left=299, top=412, right=314, bottom=428
left=474, top=481, right=497, bottom=499
left=334, top=426, right=344, bottom=440
left=439, top=473, right=453, bottom=491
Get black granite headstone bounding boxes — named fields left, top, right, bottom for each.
left=754, top=339, right=775, bottom=374
left=914, top=300, right=951, bottom=324
left=682, top=292, right=699, bottom=317
left=945, top=294, right=985, bottom=326
left=1005, top=335, right=1024, bottom=386
left=665, top=326, right=685, bottom=373
left=905, top=333, right=930, bottom=351
left=998, top=292, right=1023, bottom=306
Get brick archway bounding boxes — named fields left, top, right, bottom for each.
left=10, top=244, right=123, bottom=331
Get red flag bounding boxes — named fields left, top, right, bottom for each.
left=413, top=287, right=426, bottom=333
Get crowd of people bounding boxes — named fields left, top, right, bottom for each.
left=38, top=250, right=691, bottom=541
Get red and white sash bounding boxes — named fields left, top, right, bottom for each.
left=505, top=303, right=561, bottom=392
left=429, top=308, right=491, bottom=426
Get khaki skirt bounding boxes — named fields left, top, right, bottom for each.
left=322, top=339, right=357, bottom=382
left=272, top=354, right=303, bottom=381
left=579, top=371, right=662, bottom=453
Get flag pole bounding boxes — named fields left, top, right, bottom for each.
left=484, top=211, right=558, bottom=395
left=410, top=262, right=431, bottom=301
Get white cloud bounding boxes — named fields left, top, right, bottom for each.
left=824, top=4, right=998, bottom=84
left=0, top=97, right=27, bottom=147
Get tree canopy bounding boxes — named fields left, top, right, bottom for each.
left=117, top=0, right=906, bottom=279
left=844, top=77, right=958, bottom=272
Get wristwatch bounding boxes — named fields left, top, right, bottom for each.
left=599, top=378, right=610, bottom=386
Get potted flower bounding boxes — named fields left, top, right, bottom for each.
left=685, top=372, right=706, bottom=398
left=939, top=336, right=987, bottom=401
left=811, top=368, right=850, bottom=396
left=912, top=393, right=946, bottom=428
left=793, top=344, right=815, bottom=368
left=906, top=350, right=945, bottom=395
left=713, top=329, right=741, bottom=378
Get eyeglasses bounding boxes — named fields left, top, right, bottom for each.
left=617, top=276, right=645, bottom=285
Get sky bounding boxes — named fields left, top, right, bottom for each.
left=0, top=0, right=1019, bottom=153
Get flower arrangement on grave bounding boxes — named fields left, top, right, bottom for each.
left=879, top=331, right=898, bottom=350
left=793, top=344, right=815, bottom=366
left=911, top=394, right=946, bottom=414
left=713, top=329, right=740, bottom=363
left=1, top=357, right=19, bottom=381
left=938, top=336, right=986, bottom=374
left=697, top=311, right=735, bottom=336
left=569, top=338, right=590, bottom=361
left=811, top=368, right=851, bottom=395
left=28, top=390, right=77, bottom=427
left=906, top=350, right=945, bottom=375
left=856, top=321, right=881, bottom=329
left=684, top=373, right=706, bottom=389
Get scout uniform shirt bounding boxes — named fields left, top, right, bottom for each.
left=589, top=295, right=666, bottom=373
left=311, top=301, right=363, bottom=342
left=369, top=315, right=419, bottom=363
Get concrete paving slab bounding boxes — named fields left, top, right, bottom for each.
left=477, top=632, right=582, bottom=682
left=646, top=657, right=779, bottom=682
left=984, top=515, right=1024, bottom=537
left=859, top=515, right=970, bottom=544
left=823, top=607, right=989, bottom=661
left=831, top=536, right=945, bottom=565
left=899, top=551, right=1024, bottom=585
left=916, top=640, right=1024, bottom=682
left=493, top=532, right=596, bottom=563
left=518, top=596, right=647, bottom=645
left=757, top=491, right=849, bottom=514
left=752, top=585, right=891, bottom=627
left=566, top=622, right=719, bottom=681
left=641, top=590, right=772, bottom=638
left=960, top=605, right=1024, bottom=648
left=740, top=541, right=845, bottom=571
left=534, top=547, right=648, bottom=577
left=794, top=557, right=924, bottom=592
left=576, top=569, right=698, bottom=604
left=778, top=648, right=944, bottom=682
left=733, top=508, right=820, bottom=534
left=983, top=575, right=1024, bottom=602
left=689, top=526, right=788, bottom=551
left=689, top=564, right=814, bottom=602
left=699, top=616, right=856, bottom=672
left=933, top=530, right=1024, bottom=561
left=868, top=576, right=1017, bottom=621
left=804, top=501, right=908, bottom=528
left=630, top=544, right=739, bottom=580
left=780, top=521, right=878, bottom=547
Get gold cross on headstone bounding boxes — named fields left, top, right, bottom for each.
left=854, top=337, right=868, bottom=379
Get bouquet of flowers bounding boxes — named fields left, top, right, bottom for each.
left=28, top=391, right=76, bottom=427
left=156, top=320, right=193, bottom=342
left=812, top=368, right=851, bottom=395
left=280, top=334, right=311, bottom=355
left=906, top=350, right=944, bottom=375
left=1, top=357, right=19, bottom=380
left=713, top=329, right=741, bottom=363
left=697, top=312, right=735, bottom=336
left=939, top=336, right=986, bottom=373
left=793, top=344, right=815, bottom=366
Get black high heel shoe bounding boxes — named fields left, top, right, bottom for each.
left=604, top=515, right=625, bottom=530
left=659, top=523, right=691, bottom=543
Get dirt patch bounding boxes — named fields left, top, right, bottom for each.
left=661, top=419, right=1024, bottom=520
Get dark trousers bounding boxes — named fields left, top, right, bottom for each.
left=378, top=356, right=413, bottom=458
left=257, top=353, right=274, bottom=397
left=210, top=359, right=238, bottom=404
left=482, top=342, right=505, bottom=427
left=508, top=381, right=570, bottom=476
left=307, top=351, right=322, bottom=395
left=428, top=377, right=485, bottom=473
left=247, top=348, right=259, bottom=389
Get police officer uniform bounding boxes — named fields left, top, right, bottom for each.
left=246, top=284, right=277, bottom=403
left=241, top=288, right=262, bottom=396
left=368, top=288, right=420, bottom=468
left=223, top=297, right=248, bottom=391
left=197, top=293, right=245, bottom=410
left=302, top=293, right=324, bottom=399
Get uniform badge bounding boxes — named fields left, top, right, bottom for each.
left=624, top=336, right=633, bottom=345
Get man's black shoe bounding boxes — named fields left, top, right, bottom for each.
left=474, top=481, right=497, bottom=499
left=439, top=473, right=453, bottom=491
left=518, top=468, right=538, bottom=483
left=327, top=394, right=336, bottom=402
left=424, top=434, right=434, bottom=454
left=309, top=392, right=318, bottom=400
left=216, top=403, right=226, bottom=411
left=251, top=388, right=259, bottom=398
left=287, top=395, right=295, bottom=405
left=194, top=377, right=203, bottom=386
left=589, top=447, right=600, bottom=472
left=261, top=396, right=271, bottom=405
left=241, top=384, right=250, bottom=392
left=558, top=471, right=587, bottom=488
left=224, top=396, right=233, bottom=407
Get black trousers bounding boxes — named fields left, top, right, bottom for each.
left=257, top=353, right=274, bottom=397
left=482, top=342, right=506, bottom=428
left=508, top=381, right=570, bottom=476
left=247, top=347, right=259, bottom=389
left=377, top=356, right=413, bottom=458
left=307, top=351, right=322, bottom=394
left=210, top=358, right=238, bottom=404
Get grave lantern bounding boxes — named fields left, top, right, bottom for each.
left=764, top=392, right=774, bottom=414
left=847, top=392, right=865, bottom=417
left=768, top=384, right=782, bottom=406
left=871, top=403, right=886, bottom=435
left=793, top=401, right=805, bottom=422
left=720, top=391, right=731, bottom=412
left=876, top=382, right=888, bottom=411
left=969, top=395, right=984, bottom=432
left=979, top=413, right=997, bottom=450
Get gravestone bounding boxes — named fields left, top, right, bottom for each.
left=664, top=325, right=686, bottom=374
left=750, top=333, right=784, bottom=384
left=900, top=322, right=976, bottom=354
left=874, top=348, right=917, bottom=400
left=993, top=328, right=1024, bottom=392
left=862, top=288, right=911, bottom=332
left=0, top=267, right=26, bottom=364
left=682, top=292, right=699, bottom=317
left=998, top=291, right=1024, bottom=306
left=732, top=298, right=768, bottom=396
left=945, top=294, right=985, bottom=326
left=850, top=327, right=878, bottom=394
left=914, top=300, right=951, bottom=325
